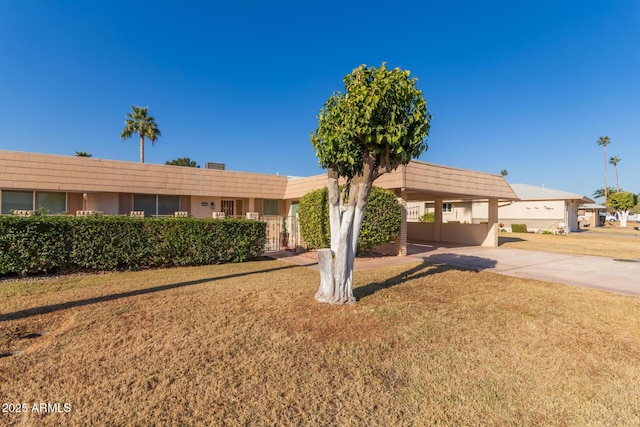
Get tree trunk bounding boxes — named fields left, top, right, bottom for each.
left=618, top=210, right=629, bottom=228
left=315, top=167, right=374, bottom=305
left=603, top=146, right=608, bottom=207
left=140, top=134, right=145, bottom=163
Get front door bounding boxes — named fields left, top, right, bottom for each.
left=221, top=200, right=234, bottom=216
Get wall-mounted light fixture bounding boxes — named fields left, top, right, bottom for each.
left=210, top=202, right=216, bottom=210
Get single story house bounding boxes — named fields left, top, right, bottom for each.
left=0, top=150, right=517, bottom=253
left=407, top=183, right=594, bottom=234
left=489, top=183, right=593, bottom=233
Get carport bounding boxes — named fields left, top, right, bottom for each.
left=283, top=160, right=519, bottom=256
left=373, top=161, right=518, bottom=255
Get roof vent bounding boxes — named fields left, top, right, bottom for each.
left=204, top=162, right=225, bottom=170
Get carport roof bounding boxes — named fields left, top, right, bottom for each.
left=402, top=161, right=518, bottom=200
left=284, top=160, right=518, bottom=201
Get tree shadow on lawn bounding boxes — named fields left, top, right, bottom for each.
left=498, top=236, right=526, bottom=245
left=354, top=254, right=497, bottom=300
left=0, top=262, right=300, bottom=322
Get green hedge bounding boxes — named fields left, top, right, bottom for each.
left=0, top=216, right=266, bottom=276
left=511, top=224, right=528, bottom=233
left=298, top=186, right=401, bottom=252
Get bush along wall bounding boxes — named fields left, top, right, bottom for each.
left=0, top=216, right=267, bottom=276
left=298, top=185, right=402, bottom=253
left=511, top=224, right=528, bottom=233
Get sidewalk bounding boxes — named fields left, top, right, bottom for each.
left=267, top=243, right=640, bottom=297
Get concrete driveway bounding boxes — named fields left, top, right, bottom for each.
left=268, top=242, right=640, bottom=297
left=406, top=242, right=640, bottom=297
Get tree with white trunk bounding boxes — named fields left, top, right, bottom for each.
left=310, top=63, right=431, bottom=305
left=608, top=192, right=636, bottom=227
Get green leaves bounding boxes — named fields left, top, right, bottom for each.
left=298, top=186, right=401, bottom=252
left=0, top=216, right=267, bottom=276
left=121, top=105, right=161, bottom=142
left=311, top=63, right=431, bottom=179
left=609, top=192, right=636, bottom=211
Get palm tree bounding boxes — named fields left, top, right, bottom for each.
left=592, top=187, right=617, bottom=201
left=75, top=151, right=92, bottom=157
left=597, top=136, right=611, bottom=206
left=500, top=169, right=508, bottom=177
left=120, top=105, right=161, bottom=163
left=609, top=155, right=621, bottom=192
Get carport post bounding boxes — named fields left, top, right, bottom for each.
left=395, top=191, right=408, bottom=256
left=482, top=198, right=499, bottom=247
left=434, top=197, right=443, bottom=242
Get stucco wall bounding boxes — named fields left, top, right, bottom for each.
left=190, top=196, right=221, bottom=218
left=441, top=223, right=488, bottom=245
left=407, top=222, right=435, bottom=241
left=408, top=222, right=488, bottom=245
left=473, top=199, right=566, bottom=226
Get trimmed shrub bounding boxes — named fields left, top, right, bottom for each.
left=298, top=186, right=401, bottom=252
left=420, top=212, right=435, bottom=223
left=0, top=215, right=73, bottom=276
left=0, top=216, right=266, bottom=276
left=511, top=224, right=528, bottom=233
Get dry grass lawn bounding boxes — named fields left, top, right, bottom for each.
left=499, top=230, right=640, bottom=259
left=1, top=259, right=640, bottom=426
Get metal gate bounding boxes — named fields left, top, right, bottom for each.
left=263, top=215, right=300, bottom=252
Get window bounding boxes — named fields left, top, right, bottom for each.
left=36, top=192, right=66, bottom=214
left=442, top=203, right=453, bottom=213
left=263, top=199, right=279, bottom=216
left=2, top=190, right=33, bottom=214
left=133, top=194, right=156, bottom=217
left=158, top=195, right=179, bottom=216
left=133, top=194, right=181, bottom=216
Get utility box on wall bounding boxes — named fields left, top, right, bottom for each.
left=205, top=162, right=225, bottom=170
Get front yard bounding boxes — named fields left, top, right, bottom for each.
left=499, top=228, right=640, bottom=259
left=2, top=259, right=640, bottom=425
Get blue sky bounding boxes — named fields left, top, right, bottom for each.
left=1, top=1, right=638, bottom=200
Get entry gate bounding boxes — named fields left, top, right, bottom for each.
left=263, top=215, right=300, bottom=252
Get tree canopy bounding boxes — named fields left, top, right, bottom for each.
left=609, top=155, right=621, bottom=192
left=608, top=192, right=636, bottom=227
left=121, top=105, right=161, bottom=163
left=165, top=157, right=199, bottom=167
left=311, top=63, right=430, bottom=181
left=609, top=192, right=635, bottom=211
left=592, top=187, right=618, bottom=200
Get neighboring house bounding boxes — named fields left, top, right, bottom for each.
left=578, top=203, right=607, bottom=229
left=407, top=183, right=595, bottom=233
left=0, top=150, right=517, bottom=252
left=490, top=183, right=594, bottom=233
